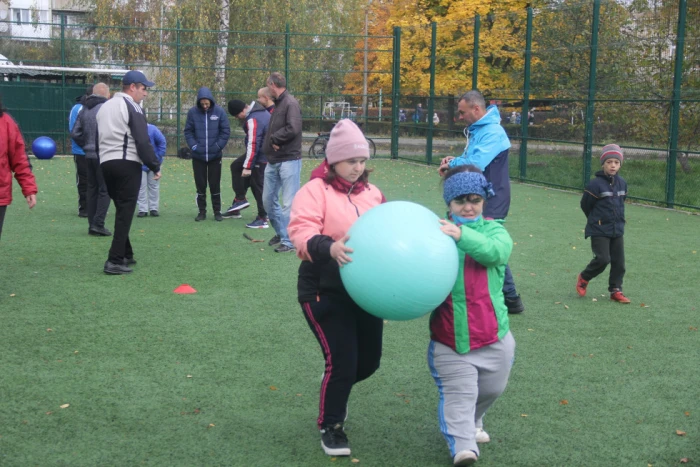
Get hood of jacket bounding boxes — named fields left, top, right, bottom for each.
left=196, top=87, right=216, bottom=110
left=84, top=94, right=108, bottom=110
left=469, top=104, right=503, bottom=131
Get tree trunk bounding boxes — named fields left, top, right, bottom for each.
left=214, top=0, right=230, bottom=94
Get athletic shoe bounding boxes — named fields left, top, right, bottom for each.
left=78, top=210, right=88, bottom=218
left=221, top=210, right=241, bottom=219
left=124, top=257, right=137, bottom=266
left=226, top=199, right=250, bottom=213
left=195, top=211, right=206, bottom=222
left=268, top=235, right=281, bottom=246
left=505, top=295, right=525, bottom=314
left=320, top=423, right=350, bottom=456
left=610, top=289, right=631, bottom=304
left=576, top=273, right=589, bottom=297
left=88, top=226, right=112, bottom=236
left=214, top=212, right=223, bottom=222
left=475, top=428, right=490, bottom=444
left=453, top=450, right=478, bottom=466
left=137, top=212, right=147, bottom=218
left=246, top=217, right=269, bottom=229
left=274, top=244, right=295, bottom=253
left=149, top=210, right=159, bottom=217
left=104, top=261, right=132, bottom=275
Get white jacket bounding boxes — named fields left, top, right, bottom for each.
left=96, top=92, right=159, bottom=172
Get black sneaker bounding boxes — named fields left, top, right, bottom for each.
left=137, top=212, right=147, bottom=218
left=149, top=210, right=159, bottom=217
left=268, top=235, right=281, bottom=246
left=274, top=244, right=295, bottom=253
left=88, top=226, right=112, bottom=237
left=78, top=211, right=88, bottom=218
left=214, top=212, right=223, bottom=222
left=195, top=211, right=206, bottom=222
left=123, top=257, right=137, bottom=266
left=505, top=295, right=525, bottom=314
left=320, top=423, right=350, bottom=456
left=104, top=261, right=132, bottom=275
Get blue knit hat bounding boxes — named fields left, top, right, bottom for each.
left=443, top=171, right=495, bottom=205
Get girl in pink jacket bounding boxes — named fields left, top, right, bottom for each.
left=288, top=119, right=385, bottom=458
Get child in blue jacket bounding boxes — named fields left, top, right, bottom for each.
left=137, top=124, right=166, bottom=217
left=576, top=144, right=630, bottom=303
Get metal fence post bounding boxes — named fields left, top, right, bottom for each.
left=426, top=22, right=437, bottom=165
left=582, top=0, right=601, bottom=186
left=61, top=14, right=67, bottom=154
left=519, top=6, right=533, bottom=180
left=176, top=19, right=181, bottom=152
left=285, top=23, right=290, bottom=83
left=666, top=0, right=687, bottom=208
left=390, top=26, right=401, bottom=159
left=472, top=15, right=480, bottom=90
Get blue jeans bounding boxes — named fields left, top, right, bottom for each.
left=263, top=160, right=301, bottom=248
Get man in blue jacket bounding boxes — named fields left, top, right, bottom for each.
left=68, top=86, right=91, bottom=218
left=439, top=90, right=525, bottom=314
left=184, top=87, right=231, bottom=222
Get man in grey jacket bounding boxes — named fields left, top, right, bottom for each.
left=261, top=72, right=302, bottom=253
left=96, top=71, right=161, bottom=275
left=70, top=82, right=111, bottom=237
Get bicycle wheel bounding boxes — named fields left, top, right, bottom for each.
left=365, top=137, right=376, bottom=157
left=309, top=136, right=328, bottom=158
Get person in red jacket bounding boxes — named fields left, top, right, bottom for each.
left=288, top=119, right=385, bottom=458
left=0, top=98, right=38, bottom=241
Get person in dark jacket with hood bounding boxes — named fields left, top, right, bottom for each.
left=223, top=99, right=270, bottom=228
left=71, top=82, right=111, bottom=237
left=68, top=85, right=92, bottom=217
left=184, top=87, right=231, bottom=222
left=576, top=144, right=630, bottom=304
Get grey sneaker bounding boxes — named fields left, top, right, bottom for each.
left=104, top=261, right=132, bottom=275
left=274, top=244, right=295, bottom=253
left=195, top=211, right=206, bottom=222
left=268, top=235, right=281, bottom=246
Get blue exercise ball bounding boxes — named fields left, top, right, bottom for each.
left=340, top=201, right=459, bottom=321
left=32, top=136, right=57, bottom=160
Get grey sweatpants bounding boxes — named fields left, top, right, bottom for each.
left=427, top=331, right=515, bottom=458
left=137, top=171, right=160, bottom=213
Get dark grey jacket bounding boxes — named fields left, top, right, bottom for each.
left=70, top=94, right=108, bottom=159
left=262, top=90, right=302, bottom=163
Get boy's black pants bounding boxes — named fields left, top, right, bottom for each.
left=192, top=158, right=222, bottom=213
left=582, top=235, right=625, bottom=291
left=301, top=294, right=383, bottom=428
left=230, top=155, right=266, bottom=218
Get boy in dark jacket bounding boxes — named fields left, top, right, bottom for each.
left=577, top=144, right=630, bottom=303
left=223, top=99, right=270, bottom=228
left=184, top=87, right=231, bottom=222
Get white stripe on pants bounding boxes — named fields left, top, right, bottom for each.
left=137, top=171, right=160, bottom=213
left=427, top=331, right=515, bottom=458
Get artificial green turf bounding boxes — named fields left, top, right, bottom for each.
left=1, top=157, right=698, bottom=466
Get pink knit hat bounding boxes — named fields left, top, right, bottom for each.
left=600, top=144, right=624, bottom=164
left=325, top=120, right=370, bottom=165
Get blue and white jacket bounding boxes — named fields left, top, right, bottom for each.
left=184, top=87, right=230, bottom=162
left=448, top=105, right=512, bottom=219
left=68, top=103, right=85, bottom=156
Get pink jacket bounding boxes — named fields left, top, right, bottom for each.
left=289, top=177, right=384, bottom=262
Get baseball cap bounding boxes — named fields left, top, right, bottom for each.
left=122, top=70, right=155, bottom=87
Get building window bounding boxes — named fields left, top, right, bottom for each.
left=13, top=9, right=30, bottom=25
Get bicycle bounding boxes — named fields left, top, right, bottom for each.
left=308, top=129, right=376, bottom=159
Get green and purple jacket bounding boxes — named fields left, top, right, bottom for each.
left=429, top=217, right=513, bottom=354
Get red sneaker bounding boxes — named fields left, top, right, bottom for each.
left=610, top=290, right=631, bottom=304
left=576, top=274, right=589, bottom=297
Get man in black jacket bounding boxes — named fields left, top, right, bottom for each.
left=261, top=72, right=302, bottom=253
left=71, top=82, right=111, bottom=237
